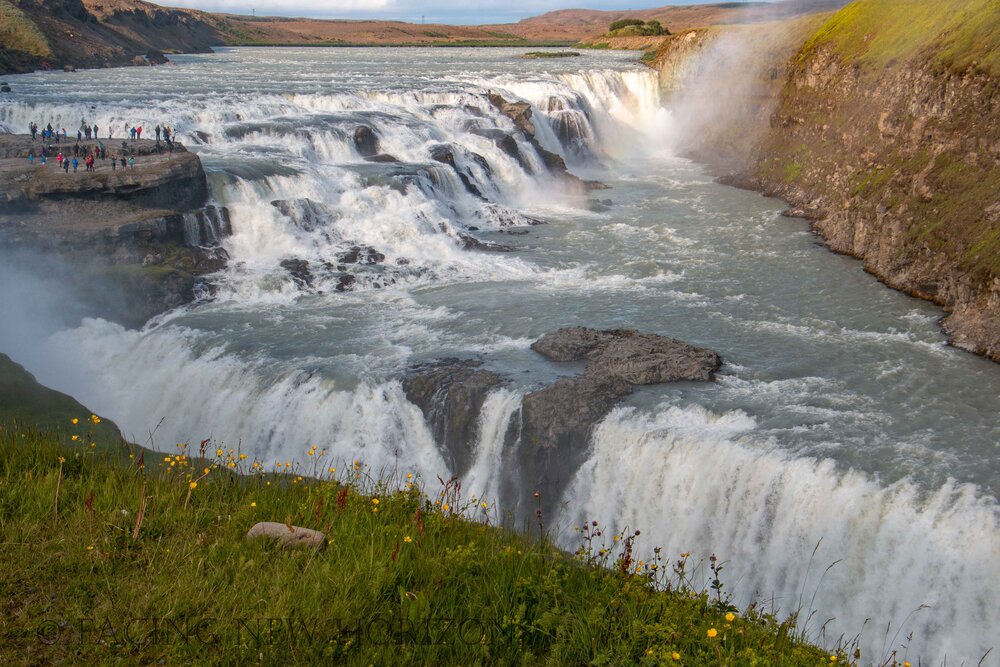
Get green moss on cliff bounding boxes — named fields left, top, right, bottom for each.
left=0, top=0, right=52, bottom=59
left=802, top=0, right=1000, bottom=75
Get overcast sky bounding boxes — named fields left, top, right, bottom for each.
left=154, top=1, right=732, bottom=25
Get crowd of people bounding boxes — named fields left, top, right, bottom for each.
left=24, top=118, right=178, bottom=174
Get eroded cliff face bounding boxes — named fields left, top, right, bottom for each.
left=0, top=137, right=230, bottom=327
left=654, top=19, right=1000, bottom=362
left=744, top=51, right=1000, bottom=361
left=1, top=0, right=220, bottom=74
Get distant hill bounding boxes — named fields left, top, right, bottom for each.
left=0, top=0, right=847, bottom=75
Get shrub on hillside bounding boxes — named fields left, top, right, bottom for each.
left=607, top=19, right=669, bottom=37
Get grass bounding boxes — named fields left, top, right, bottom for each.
left=800, top=0, right=1000, bottom=75
left=0, top=420, right=856, bottom=665
left=0, top=0, right=51, bottom=59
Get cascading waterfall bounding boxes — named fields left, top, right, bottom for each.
left=1, top=48, right=996, bottom=665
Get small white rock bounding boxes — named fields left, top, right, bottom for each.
left=246, top=522, right=326, bottom=549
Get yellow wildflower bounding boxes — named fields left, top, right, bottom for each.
left=86, top=545, right=94, bottom=551
left=441, top=503, right=450, bottom=512
left=250, top=502, right=256, bottom=508
left=328, top=467, right=336, bottom=474
left=90, top=415, right=101, bottom=424
left=71, top=435, right=79, bottom=441
left=239, top=453, right=247, bottom=460
left=707, top=628, right=718, bottom=638
left=725, top=613, right=735, bottom=622
left=216, top=449, right=223, bottom=456
left=406, top=473, right=413, bottom=479
left=71, top=418, right=79, bottom=425
left=58, top=456, right=66, bottom=464
left=481, top=502, right=488, bottom=509
left=371, top=498, right=380, bottom=505
left=672, top=652, right=680, bottom=661
left=228, top=462, right=235, bottom=469
left=189, top=481, right=197, bottom=490
left=403, top=536, right=412, bottom=543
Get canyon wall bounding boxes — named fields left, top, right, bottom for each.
left=654, top=1, right=1000, bottom=361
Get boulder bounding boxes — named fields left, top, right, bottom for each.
left=280, top=258, right=313, bottom=288
left=402, top=359, right=506, bottom=475
left=247, top=522, right=326, bottom=549
left=0, top=84, right=11, bottom=93
left=353, top=126, right=380, bottom=158
left=457, top=233, right=513, bottom=252
left=488, top=93, right=536, bottom=137
left=335, top=274, right=356, bottom=292
left=531, top=327, right=721, bottom=384
left=364, top=153, right=399, bottom=163
left=516, top=328, right=721, bottom=515
left=336, top=245, right=385, bottom=265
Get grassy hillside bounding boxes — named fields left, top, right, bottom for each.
left=0, top=0, right=52, bottom=72
left=0, top=353, right=125, bottom=450
left=800, top=0, right=1000, bottom=75
left=0, top=422, right=849, bottom=665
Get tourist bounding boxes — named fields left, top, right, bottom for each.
left=111, top=155, right=116, bottom=172
left=120, top=156, right=126, bottom=169
left=62, top=158, right=69, bottom=173
left=40, top=154, right=46, bottom=166
left=29, top=123, right=37, bottom=141
left=136, top=126, right=143, bottom=140
left=27, top=153, right=35, bottom=165
left=155, top=125, right=161, bottom=141
left=128, top=156, right=135, bottom=170
left=71, top=157, right=79, bottom=172
left=93, top=123, right=99, bottom=139
left=56, top=152, right=63, bottom=166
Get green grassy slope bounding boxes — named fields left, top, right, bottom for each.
left=800, top=0, right=1000, bottom=75
left=0, top=353, right=124, bottom=450
left=0, top=426, right=847, bottom=665
left=0, top=0, right=51, bottom=58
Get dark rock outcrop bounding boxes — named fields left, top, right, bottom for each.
left=402, top=359, right=506, bottom=476
left=402, top=328, right=720, bottom=519
left=531, top=327, right=721, bottom=384
left=336, top=245, right=385, bottom=265
left=430, top=145, right=485, bottom=199
left=0, top=135, right=229, bottom=327
left=353, top=126, right=380, bottom=158
left=280, top=258, right=313, bottom=288
left=515, top=328, right=721, bottom=514
left=457, top=233, right=514, bottom=253
left=488, top=92, right=584, bottom=188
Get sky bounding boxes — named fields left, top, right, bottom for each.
left=152, top=0, right=734, bottom=25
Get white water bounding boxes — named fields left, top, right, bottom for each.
left=1, top=48, right=997, bottom=664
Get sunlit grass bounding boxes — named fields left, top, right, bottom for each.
left=0, top=423, right=853, bottom=665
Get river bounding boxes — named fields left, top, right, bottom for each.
left=0, top=47, right=997, bottom=664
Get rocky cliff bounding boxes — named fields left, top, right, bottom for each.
left=654, top=0, right=1000, bottom=362
left=0, top=135, right=230, bottom=327
left=1, top=0, right=221, bottom=74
